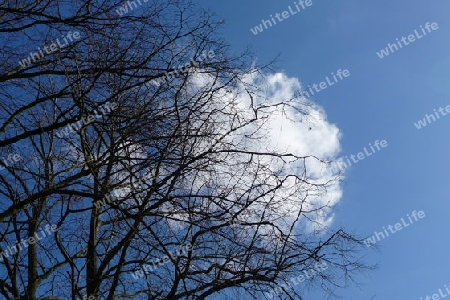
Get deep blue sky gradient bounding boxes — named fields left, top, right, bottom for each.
left=196, top=0, right=450, bottom=299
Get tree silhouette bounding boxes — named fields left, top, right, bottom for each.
left=0, top=0, right=372, bottom=299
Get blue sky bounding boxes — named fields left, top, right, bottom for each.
left=196, top=0, right=450, bottom=299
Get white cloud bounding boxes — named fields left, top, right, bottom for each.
left=67, top=70, right=346, bottom=237
left=179, top=70, right=345, bottom=234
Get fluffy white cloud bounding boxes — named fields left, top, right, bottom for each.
left=182, top=70, right=345, bottom=233
left=70, top=70, right=346, bottom=235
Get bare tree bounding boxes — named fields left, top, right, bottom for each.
left=0, top=0, right=373, bottom=299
